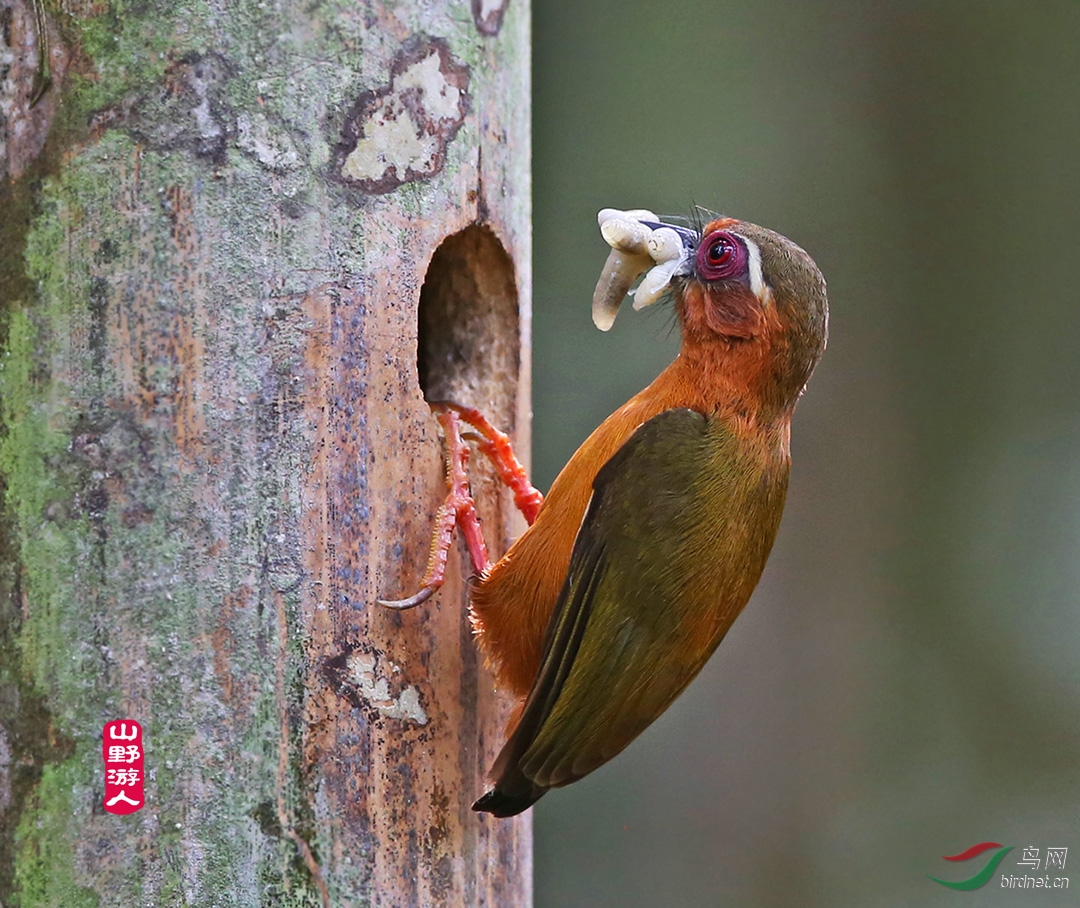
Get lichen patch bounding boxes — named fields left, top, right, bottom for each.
left=395, top=50, right=464, bottom=123
left=345, top=652, right=429, bottom=725
left=336, top=37, right=469, bottom=194
left=236, top=112, right=300, bottom=171
left=341, top=103, right=434, bottom=184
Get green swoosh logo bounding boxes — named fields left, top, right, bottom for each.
left=928, top=846, right=1014, bottom=890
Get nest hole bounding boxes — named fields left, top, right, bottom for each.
left=417, top=225, right=520, bottom=421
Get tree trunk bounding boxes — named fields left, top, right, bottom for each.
left=0, top=1, right=531, bottom=905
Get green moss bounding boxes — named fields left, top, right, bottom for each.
left=65, top=0, right=202, bottom=118
left=13, top=761, right=100, bottom=908
left=0, top=307, right=82, bottom=705
left=0, top=312, right=68, bottom=528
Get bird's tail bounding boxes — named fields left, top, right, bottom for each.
left=472, top=785, right=544, bottom=818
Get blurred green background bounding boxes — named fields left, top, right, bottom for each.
left=530, top=1, right=1080, bottom=905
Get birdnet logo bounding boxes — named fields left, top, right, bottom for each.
left=927, top=842, right=1069, bottom=891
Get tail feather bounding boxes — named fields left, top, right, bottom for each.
left=472, top=785, right=544, bottom=818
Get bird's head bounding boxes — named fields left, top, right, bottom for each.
left=592, top=209, right=828, bottom=414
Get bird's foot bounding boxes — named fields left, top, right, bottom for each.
left=378, top=405, right=488, bottom=609
left=438, top=402, right=544, bottom=525
left=377, top=403, right=543, bottom=610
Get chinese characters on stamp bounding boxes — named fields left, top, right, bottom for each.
left=102, top=720, right=144, bottom=814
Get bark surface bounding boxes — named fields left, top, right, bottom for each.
left=0, top=1, right=531, bottom=905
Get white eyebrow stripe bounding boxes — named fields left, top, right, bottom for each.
left=739, top=234, right=773, bottom=305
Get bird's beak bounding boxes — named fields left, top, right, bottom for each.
left=591, top=209, right=697, bottom=331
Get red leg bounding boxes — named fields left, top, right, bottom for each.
left=378, top=406, right=490, bottom=609
left=377, top=402, right=544, bottom=610
left=437, top=402, right=544, bottom=525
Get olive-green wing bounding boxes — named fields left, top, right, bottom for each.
left=474, top=407, right=784, bottom=817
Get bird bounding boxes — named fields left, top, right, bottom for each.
left=379, top=208, right=828, bottom=817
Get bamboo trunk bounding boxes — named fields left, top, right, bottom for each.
left=0, top=0, right=531, bottom=904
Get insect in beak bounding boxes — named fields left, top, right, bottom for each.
left=591, top=209, right=697, bottom=331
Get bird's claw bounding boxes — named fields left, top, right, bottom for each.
left=376, top=402, right=544, bottom=611
left=376, top=585, right=438, bottom=610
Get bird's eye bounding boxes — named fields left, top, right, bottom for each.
left=707, top=238, right=734, bottom=266
left=696, top=230, right=747, bottom=281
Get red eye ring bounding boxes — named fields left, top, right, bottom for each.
left=706, top=237, right=734, bottom=266
left=696, top=230, right=747, bottom=281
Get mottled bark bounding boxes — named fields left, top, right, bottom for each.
left=0, top=1, right=531, bottom=905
